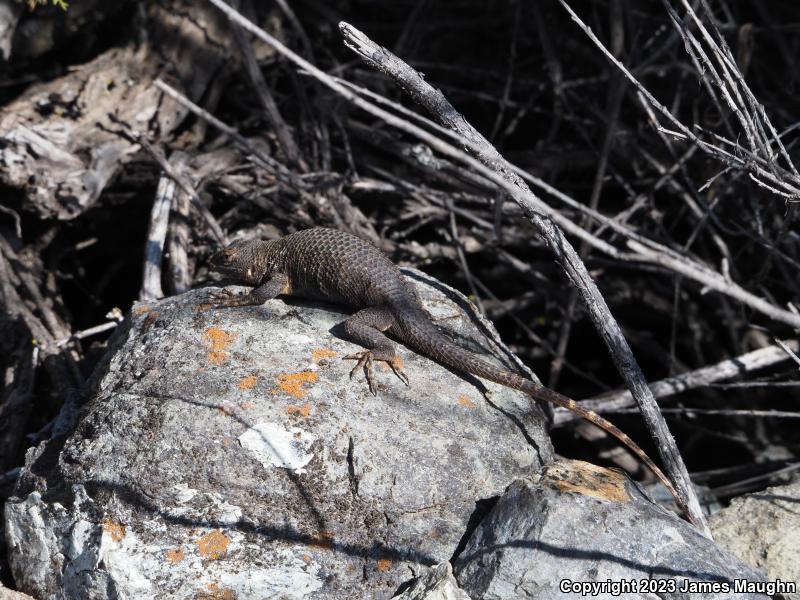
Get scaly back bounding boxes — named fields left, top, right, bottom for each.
left=278, top=228, right=418, bottom=309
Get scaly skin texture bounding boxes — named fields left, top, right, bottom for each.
left=206, top=227, right=687, bottom=518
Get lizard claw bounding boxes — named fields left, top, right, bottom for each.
left=208, top=289, right=237, bottom=301
left=344, top=351, right=377, bottom=395
left=387, top=356, right=410, bottom=387
left=206, top=288, right=248, bottom=309
left=343, top=351, right=410, bottom=394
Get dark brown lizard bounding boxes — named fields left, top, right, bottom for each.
left=206, top=226, right=687, bottom=517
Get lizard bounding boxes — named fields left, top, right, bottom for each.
left=205, top=226, right=688, bottom=518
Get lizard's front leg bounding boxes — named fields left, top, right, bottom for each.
left=342, top=306, right=409, bottom=394
left=208, top=273, right=290, bottom=308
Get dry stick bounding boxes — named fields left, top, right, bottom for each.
left=611, top=408, right=800, bottom=419
left=141, top=153, right=187, bottom=300
left=774, top=338, right=800, bottom=367
left=710, top=462, right=800, bottom=498
left=202, top=0, right=708, bottom=533
left=138, top=139, right=227, bottom=246
left=445, top=198, right=486, bottom=316
left=337, top=75, right=625, bottom=260
left=555, top=340, right=800, bottom=424
left=231, top=0, right=301, bottom=167
left=0, top=203, right=22, bottom=238
left=167, top=159, right=192, bottom=296
left=54, top=321, right=120, bottom=348
left=0, top=239, right=81, bottom=392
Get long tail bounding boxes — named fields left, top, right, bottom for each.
left=398, top=315, right=689, bottom=518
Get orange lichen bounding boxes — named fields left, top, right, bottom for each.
left=102, top=520, right=126, bottom=542
left=238, top=375, right=258, bottom=390
left=132, top=305, right=151, bottom=315
left=302, top=554, right=312, bottom=563
left=287, top=404, right=311, bottom=417
left=239, top=401, right=256, bottom=410
left=275, top=371, right=317, bottom=398
left=196, top=530, right=230, bottom=560
left=196, top=583, right=236, bottom=600
left=311, top=348, right=337, bottom=363
left=165, top=548, right=184, bottom=564
left=376, top=559, right=392, bottom=572
left=457, top=395, right=476, bottom=409
left=217, top=405, right=234, bottom=417
left=205, top=328, right=235, bottom=365
left=545, top=460, right=631, bottom=504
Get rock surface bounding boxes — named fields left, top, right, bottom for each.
left=392, top=562, right=470, bottom=600
left=454, top=460, right=770, bottom=600
left=710, top=479, right=800, bottom=600
left=0, top=583, right=34, bottom=600
left=4, top=270, right=550, bottom=599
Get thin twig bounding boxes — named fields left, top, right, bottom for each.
left=138, top=139, right=227, bottom=246
left=556, top=340, right=800, bottom=423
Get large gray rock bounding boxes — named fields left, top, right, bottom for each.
left=454, top=460, right=771, bottom=600
left=4, top=270, right=550, bottom=599
left=710, top=479, right=800, bottom=600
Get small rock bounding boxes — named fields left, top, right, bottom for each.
left=393, top=562, right=471, bottom=600
left=454, top=460, right=769, bottom=599
left=710, top=479, right=800, bottom=600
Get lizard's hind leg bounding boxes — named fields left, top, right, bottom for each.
left=342, top=307, right=409, bottom=394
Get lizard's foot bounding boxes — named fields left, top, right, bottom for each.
left=386, top=355, right=410, bottom=387
left=207, top=288, right=244, bottom=308
left=344, top=350, right=378, bottom=395
left=208, top=288, right=236, bottom=300
left=343, top=351, right=410, bottom=394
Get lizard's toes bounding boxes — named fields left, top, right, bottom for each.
left=343, top=350, right=369, bottom=377
left=387, top=355, right=410, bottom=387
left=343, top=351, right=378, bottom=395
left=208, top=289, right=236, bottom=300
left=206, top=289, right=239, bottom=307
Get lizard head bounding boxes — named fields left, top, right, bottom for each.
left=209, top=240, right=268, bottom=285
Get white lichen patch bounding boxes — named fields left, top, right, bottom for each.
left=202, top=549, right=323, bottom=599
left=173, top=483, right=198, bottom=504
left=238, top=422, right=317, bottom=474
left=99, top=524, right=162, bottom=597
left=4, top=492, right=61, bottom=590
left=284, top=333, right=316, bottom=347
left=159, top=538, right=323, bottom=599
left=166, top=485, right=243, bottom=525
